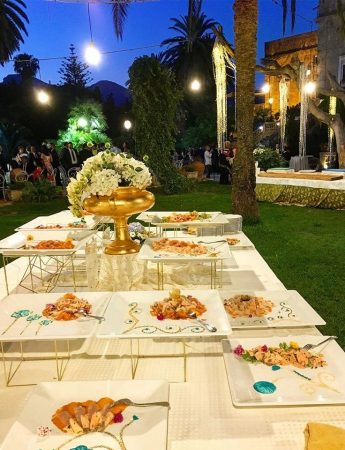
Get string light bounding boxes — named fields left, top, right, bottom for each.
left=84, top=42, right=101, bottom=65
left=190, top=79, right=201, bottom=92
left=77, top=117, right=88, bottom=128
left=37, top=90, right=50, bottom=104
left=268, top=97, right=274, bottom=105
left=124, top=120, right=132, bottom=130
left=304, top=81, right=316, bottom=95
left=261, top=82, right=270, bottom=94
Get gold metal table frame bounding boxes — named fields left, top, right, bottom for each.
left=1, top=253, right=78, bottom=295
left=1, top=339, right=70, bottom=387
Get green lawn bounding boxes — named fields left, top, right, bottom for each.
left=1, top=182, right=345, bottom=347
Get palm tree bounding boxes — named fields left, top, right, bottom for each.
left=0, top=0, right=28, bottom=66
left=232, top=0, right=297, bottom=221
left=13, top=53, right=40, bottom=81
left=161, top=4, right=218, bottom=86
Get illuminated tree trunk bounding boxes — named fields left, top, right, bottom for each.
left=232, top=0, right=259, bottom=221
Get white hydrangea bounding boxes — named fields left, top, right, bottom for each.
left=67, top=151, right=152, bottom=217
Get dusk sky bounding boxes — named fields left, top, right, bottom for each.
left=0, top=0, right=318, bottom=87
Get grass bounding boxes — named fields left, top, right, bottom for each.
left=1, top=183, right=345, bottom=347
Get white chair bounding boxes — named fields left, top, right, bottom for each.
left=67, top=166, right=80, bottom=179
left=15, top=171, right=29, bottom=182
left=0, top=173, right=9, bottom=200
left=59, top=166, right=69, bottom=189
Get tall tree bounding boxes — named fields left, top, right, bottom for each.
left=232, top=0, right=259, bottom=221
left=128, top=55, right=184, bottom=193
left=161, top=4, right=218, bottom=87
left=0, top=0, right=28, bottom=65
left=58, top=44, right=92, bottom=87
left=13, top=53, right=39, bottom=80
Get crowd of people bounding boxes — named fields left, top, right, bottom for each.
left=173, top=140, right=237, bottom=184
left=0, top=142, right=128, bottom=186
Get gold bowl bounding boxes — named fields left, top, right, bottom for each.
left=83, top=187, right=155, bottom=255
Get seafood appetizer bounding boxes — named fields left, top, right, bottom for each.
left=31, top=239, right=75, bottom=250
left=161, top=211, right=211, bottom=223
left=224, top=294, right=274, bottom=318
left=51, top=397, right=128, bottom=434
left=35, top=222, right=87, bottom=229
left=152, top=238, right=208, bottom=256
left=226, top=238, right=240, bottom=246
left=150, top=289, right=207, bottom=320
left=234, top=341, right=327, bottom=369
left=42, top=293, right=92, bottom=321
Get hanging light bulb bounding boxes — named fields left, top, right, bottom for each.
left=37, top=90, right=50, bottom=104
left=124, top=120, right=132, bottom=130
left=306, top=69, right=311, bottom=76
left=268, top=97, right=274, bottom=105
left=190, top=79, right=201, bottom=92
left=261, top=82, right=270, bottom=94
left=304, top=81, right=316, bottom=95
left=84, top=42, right=101, bottom=66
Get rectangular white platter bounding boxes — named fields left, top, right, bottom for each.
left=0, top=379, right=169, bottom=450
left=97, top=289, right=232, bottom=339
left=223, top=335, right=345, bottom=407
left=221, top=290, right=326, bottom=329
left=223, top=232, right=255, bottom=250
left=136, top=211, right=225, bottom=226
left=138, top=237, right=232, bottom=262
left=0, top=292, right=111, bottom=341
left=0, top=239, right=82, bottom=256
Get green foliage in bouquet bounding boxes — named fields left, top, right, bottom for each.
left=128, top=56, right=186, bottom=194
left=253, top=147, right=281, bottom=171
left=57, top=100, right=110, bottom=149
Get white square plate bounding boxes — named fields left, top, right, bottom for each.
left=0, top=379, right=169, bottom=450
left=97, top=289, right=232, bottom=338
left=136, top=211, right=222, bottom=226
left=0, top=239, right=82, bottom=256
left=221, top=290, right=325, bottom=329
left=223, top=335, right=345, bottom=407
left=223, top=232, right=254, bottom=250
left=138, top=237, right=232, bottom=261
left=0, top=292, right=111, bottom=341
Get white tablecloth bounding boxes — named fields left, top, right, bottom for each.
left=1, top=235, right=345, bottom=450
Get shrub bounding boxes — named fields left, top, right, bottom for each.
left=21, top=179, right=58, bottom=202
left=253, top=147, right=281, bottom=171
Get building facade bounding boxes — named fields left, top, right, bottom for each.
left=263, top=31, right=318, bottom=114
left=317, top=0, right=345, bottom=88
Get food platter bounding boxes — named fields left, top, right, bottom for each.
left=0, top=292, right=111, bottom=341
left=138, top=237, right=232, bottom=262
left=0, top=238, right=83, bottom=256
left=97, top=289, right=232, bottom=338
left=136, top=211, right=224, bottom=226
left=223, top=336, right=345, bottom=407
left=0, top=379, right=169, bottom=450
left=221, top=290, right=325, bottom=329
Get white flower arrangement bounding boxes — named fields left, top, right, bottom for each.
left=67, top=151, right=152, bottom=217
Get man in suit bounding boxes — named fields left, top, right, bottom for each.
left=60, top=142, right=79, bottom=172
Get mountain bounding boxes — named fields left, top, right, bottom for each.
left=2, top=74, right=49, bottom=88
left=1, top=75, right=131, bottom=107
left=89, top=80, right=131, bottom=106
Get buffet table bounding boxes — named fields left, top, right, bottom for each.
left=0, top=212, right=345, bottom=450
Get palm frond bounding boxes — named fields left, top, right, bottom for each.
left=291, top=0, right=296, bottom=31
left=282, top=0, right=287, bottom=34
left=112, top=0, right=129, bottom=40
left=0, top=0, right=28, bottom=65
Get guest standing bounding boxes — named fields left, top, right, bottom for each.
left=204, top=145, right=212, bottom=179
left=60, top=142, right=78, bottom=172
